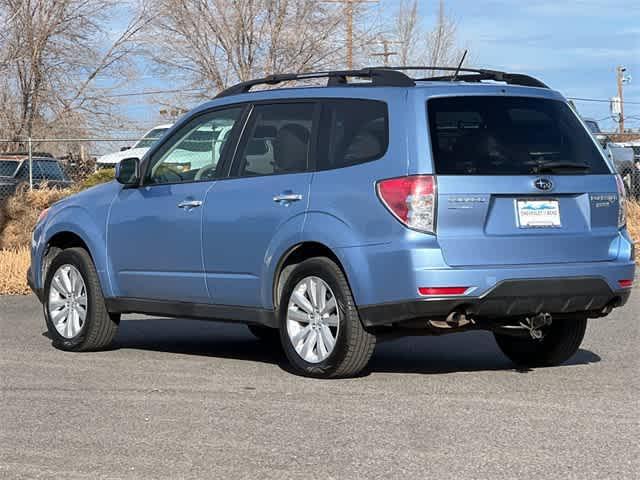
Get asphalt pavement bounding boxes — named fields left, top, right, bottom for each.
left=1, top=293, right=638, bottom=479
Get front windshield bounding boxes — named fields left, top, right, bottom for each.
left=584, top=120, right=601, bottom=134
left=0, top=160, right=19, bottom=177
left=134, top=128, right=169, bottom=149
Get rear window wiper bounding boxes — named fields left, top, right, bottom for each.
left=534, top=161, right=591, bottom=173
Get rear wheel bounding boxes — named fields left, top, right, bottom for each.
left=44, top=247, right=119, bottom=351
left=494, top=316, right=587, bottom=367
left=279, top=257, right=376, bottom=378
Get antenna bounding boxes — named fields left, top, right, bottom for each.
left=451, top=50, right=468, bottom=82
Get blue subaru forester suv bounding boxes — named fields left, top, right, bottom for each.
left=28, top=67, right=635, bottom=378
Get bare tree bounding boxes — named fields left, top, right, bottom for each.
left=394, top=0, right=419, bottom=66
left=423, top=0, right=465, bottom=67
left=377, top=0, right=466, bottom=71
left=0, top=0, right=149, bottom=149
left=147, top=0, right=343, bottom=98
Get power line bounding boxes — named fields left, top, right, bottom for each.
left=101, top=87, right=207, bottom=98
left=568, top=96, right=640, bottom=105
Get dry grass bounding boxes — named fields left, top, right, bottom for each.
left=0, top=185, right=78, bottom=295
left=626, top=200, right=640, bottom=243
left=0, top=184, right=78, bottom=250
left=0, top=246, right=31, bottom=295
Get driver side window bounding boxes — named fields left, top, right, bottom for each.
left=147, top=107, right=242, bottom=185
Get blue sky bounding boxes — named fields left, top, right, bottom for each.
left=415, top=0, right=640, bottom=131
left=122, top=0, right=639, bottom=133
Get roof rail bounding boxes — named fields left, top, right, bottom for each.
left=215, top=68, right=415, bottom=98
left=215, top=66, right=549, bottom=98
left=376, top=66, right=549, bottom=89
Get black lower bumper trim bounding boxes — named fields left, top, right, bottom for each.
left=105, top=297, right=278, bottom=328
left=359, top=277, right=630, bottom=327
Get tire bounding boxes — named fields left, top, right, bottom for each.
left=279, top=257, right=376, bottom=378
left=494, top=316, right=587, bottom=367
left=43, top=247, right=119, bottom=352
left=247, top=324, right=280, bottom=344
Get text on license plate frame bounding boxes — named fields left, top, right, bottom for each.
left=516, top=199, right=561, bottom=228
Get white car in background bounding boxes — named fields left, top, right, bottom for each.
left=583, top=117, right=638, bottom=196
left=95, top=124, right=172, bottom=170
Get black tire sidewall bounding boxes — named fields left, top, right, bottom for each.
left=279, top=258, right=357, bottom=377
left=43, top=249, right=97, bottom=350
left=494, top=317, right=587, bottom=367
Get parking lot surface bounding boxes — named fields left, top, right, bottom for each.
left=1, top=294, right=638, bottom=479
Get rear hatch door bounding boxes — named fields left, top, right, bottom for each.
left=428, top=95, right=620, bottom=267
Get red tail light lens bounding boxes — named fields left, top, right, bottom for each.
left=376, top=175, right=436, bottom=233
left=618, top=279, right=633, bottom=289
left=419, top=287, right=468, bottom=296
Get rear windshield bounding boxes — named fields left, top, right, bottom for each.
left=427, top=96, right=609, bottom=175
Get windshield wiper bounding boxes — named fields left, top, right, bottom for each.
left=534, top=161, right=591, bottom=173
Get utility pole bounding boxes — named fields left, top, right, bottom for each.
left=616, top=66, right=632, bottom=134
left=323, top=0, right=377, bottom=69
left=371, top=39, right=401, bottom=66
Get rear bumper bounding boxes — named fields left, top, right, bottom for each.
left=359, top=276, right=631, bottom=327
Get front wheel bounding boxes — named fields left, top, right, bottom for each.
left=494, top=316, right=587, bottom=367
left=279, top=257, right=376, bottom=378
left=44, top=247, right=119, bottom=351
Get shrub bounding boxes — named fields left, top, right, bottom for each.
left=0, top=184, right=79, bottom=250
left=82, top=168, right=115, bottom=189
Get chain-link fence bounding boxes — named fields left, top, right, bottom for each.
left=0, top=137, right=141, bottom=202
left=604, top=140, right=640, bottom=199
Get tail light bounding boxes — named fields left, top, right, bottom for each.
left=618, top=279, right=633, bottom=289
left=615, top=174, right=626, bottom=229
left=376, top=175, right=436, bottom=233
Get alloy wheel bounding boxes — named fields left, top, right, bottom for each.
left=286, top=276, right=339, bottom=363
left=48, top=264, right=88, bottom=339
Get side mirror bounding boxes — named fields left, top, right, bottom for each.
left=120, top=146, right=131, bottom=152
left=115, top=157, right=140, bottom=185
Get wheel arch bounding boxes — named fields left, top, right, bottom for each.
left=272, top=241, right=350, bottom=310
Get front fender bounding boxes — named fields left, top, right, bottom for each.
left=39, top=206, right=113, bottom=297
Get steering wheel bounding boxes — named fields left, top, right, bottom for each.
left=153, top=164, right=184, bottom=183
left=195, top=164, right=217, bottom=180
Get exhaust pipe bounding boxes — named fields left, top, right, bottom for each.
left=428, top=310, right=472, bottom=330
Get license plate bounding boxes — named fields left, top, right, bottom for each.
left=516, top=199, right=561, bottom=228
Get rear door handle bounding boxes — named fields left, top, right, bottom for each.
left=273, top=193, right=303, bottom=203
left=177, top=200, right=203, bottom=210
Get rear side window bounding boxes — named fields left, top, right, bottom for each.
left=318, top=100, right=388, bottom=170
left=427, top=96, right=609, bottom=175
left=233, top=103, right=315, bottom=177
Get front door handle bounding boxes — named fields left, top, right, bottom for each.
left=177, top=200, right=203, bottom=210
left=273, top=193, right=303, bottom=203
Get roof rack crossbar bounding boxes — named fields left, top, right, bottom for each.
left=215, top=68, right=415, bottom=98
